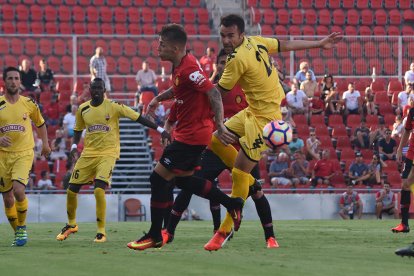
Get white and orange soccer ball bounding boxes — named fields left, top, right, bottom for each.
left=262, top=120, right=292, bottom=149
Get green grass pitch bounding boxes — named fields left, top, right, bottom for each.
left=0, top=220, right=413, bottom=276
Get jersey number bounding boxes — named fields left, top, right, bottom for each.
left=72, top=170, right=80, bottom=179
left=255, top=45, right=273, bottom=77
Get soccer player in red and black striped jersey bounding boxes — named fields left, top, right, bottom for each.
left=394, top=107, right=414, bottom=257
left=127, top=24, right=243, bottom=251
left=162, top=49, right=278, bottom=249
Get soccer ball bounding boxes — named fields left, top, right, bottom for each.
left=262, top=120, right=292, bottom=149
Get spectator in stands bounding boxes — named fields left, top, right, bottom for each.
left=77, top=82, right=91, bottom=104
left=309, top=91, right=325, bottom=116
left=342, top=82, right=361, bottom=115
left=404, top=62, right=414, bottom=87
left=66, top=94, right=78, bottom=113
left=339, top=186, right=363, bottom=220
left=90, top=47, right=111, bottom=94
left=262, top=148, right=278, bottom=172
left=325, top=86, right=341, bottom=115
left=154, top=103, right=166, bottom=126
left=294, top=61, right=316, bottom=85
left=50, top=129, right=68, bottom=161
left=288, top=129, right=304, bottom=154
left=364, top=87, right=377, bottom=115
left=33, top=131, right=44, bottom=161
left=320, top=74, right=335, bottom=100
left=43, top=96, right=60, bottom=126
left=310, top=149, right=336, bottom=188
left=403, top=93, right=414, bottom=118
left=199, top=47, right=217, bottom=81
left=37, top=170, right=56, bottom=190
left=375, top=183, right=397, bottom=219
left=268, top=152, right=292, bottom=187
left=348, top=152, right=370, bottom=186
left=286, top=83, right=308, bottom=115
left=281, top=106, right=296, bottom=128
left=37, top=59, right=55, bottom=92
left=19, top=59, right=39, bottom=93
left=63, top=105, right=77, bottom=139
left=135, top=60, right=158, bottom=96
left=392, top=115, right=404, bottom=139
left=351, top=118, right=370, bottom=149
left=367, top=154, right=386, bottom=186
left=300, top=71, right=318, bottom=98
left=397, top=84, right=413, bottom=114
left=370, top=120, right=389, bottom=151
left=306, top=129, right=321, bottom=160
left=290, top=152, right=310, bottom=186
left=379, top=129, right=397, bottom=161
left=273, top=59, right=290, bottom=94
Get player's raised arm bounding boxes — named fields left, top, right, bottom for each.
left=279, top=32, right=342, bottom=52
left=136, top=115, right=171, bottom=144
left=146, top=86, right=174, bottom=117
left=207, top=87, right=236, bottom=145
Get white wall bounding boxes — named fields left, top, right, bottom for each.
left=0, top=193, right=378, bottom=223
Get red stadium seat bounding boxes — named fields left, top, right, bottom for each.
left=310, top=115, right=326, bottom=127
left=346, top=9, right=359, bottom=26
left=316, top=25, right=329, bottom=35
left=154, top=7, right=168, bottom=24
left=45, top=22, right=58, bottom=34
left=113, top=7, right=127, bottom=23
left=328, top=0, right=340, bottom=8
left=385, top=0, right=397, bottom=8
left=291, top=9, right=303, bottom=25
left=188, top=0, right=200, bottom=7
left=399, top=0, right=411, bottom=9
left=10, top=38, right=23, bottom=56
left=137, top=40, right=150, bottom=57
left=365, top=114, right=380, bottom=129
left=287, top=0, right=299, bottom=8
left=336, top=42, right=348, bottom=58
left=277, top=9, right=289, bottom=25
left=389, top=9, right=402, bottom=25
left=369, top=59, right=382, bottom=76
left=387, top=26, right=400, bottom=36
left=288, top=26, right=301, bottom=36
left=263, top=9, right=276, bottom=25
left=109, top=40, right=122, bottom=57
left=335, top=136, right=352, bottom=150
left=140, top=7, right=152, bottom=23
left=387, top=172, right=402, bottom=187
left=333, top=9, right=345, bottom=25
left=314, top=0, right=327, bottom=8
left=340, top=148, right=355, bottom=161
left=328, top=115, right=344, bottom=128
left=350, top=42, right=363, bottom=58
left=301, top=0, right=313, bottom=8
left=197, top=8, right=209, bottom=24
left=377, top=103, right=394, bottom=115
left=175, top=0, right=187, bottom=7
left=375, top=10, right=387, bottom=25
left=31, top=22, right=44, bottom=34
left=340, top=58, right=353, bottom=75
left=100, top=7, right=113, bottom=23
left=388, top=80, right=403, bottom=93
left=142, top=24, right=155, bottom=35
left=58, top=22, right=71, bottom=34
left=326, top=58, right=339, bottom=75
left=61, top=56, right=73, bottom=74
left=361, top=9, right=373, bottom=25
left=305, top=9, right=317, bottom=25
left=16, top=4, right=29, bottom=21
left=383, top=58, right=396, bottom=76
left=318, top=9, right=331, bottom=25
left=0, top=38, right=9, bottom=55
left=44, top=5, right=57, bottom=21
left=1, top=5, right=15, bottom=21
left=85, top=6, right=99, bottom=22
left=402, top=26, right=414, bottom=35
left=87, top=23, right=99, bottom=34
left=358, top=26, right=372, bottom=35
left=169, top=7, right=181, bottom=23
left=355, top=58, right=368, bottom=75
left=72, top=6, right=85, bottom=22
left=147, top=0, right=159, bottom=6
left=118, top=57, right=131, bottom=74
left=25, top=39, right=38, bottom=56
left=39, top=39, right=53, bottom=56
left=250, top=7, right=261, bottom=24
left=47, top=56, right=61, bottom=72
left=364, top=42, right=377, bottom=58
left=346, top=114, right=361, bottom=129
left=370, top=80, right=386, bottom=92
left=342, top=0, right=354, bottom=8
left=273, top=25, right=287, bottom=36
left=371, top=0, right=384, bottom=9
left=331, top=125, right=348, bottom=139
left=73, top=23, right=86, bottom=34
left=183, top=8, right=196, bottom=24
left=16, top=22, right=29, bottom=34
left=344, top=26, right=357, bottom=36
left=259, top=0, right=271, bottom=8
left=127, top=7, right=140, bottom=23
left=76, top=56, right=89, bottom=74
left=373, top=26, right=386, bottom=35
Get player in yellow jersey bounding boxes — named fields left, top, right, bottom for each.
left=56, top=78, right=170, bottom=242
left=0, top=67, right=51, bottom=246
left=204, top=14, right=342, bottom=250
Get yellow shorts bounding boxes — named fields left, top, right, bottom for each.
left=69, top=155, right=117, bottom=186
left=225, top=108, right=281, bottom=161
left=0, top=150, right=34, bottom=193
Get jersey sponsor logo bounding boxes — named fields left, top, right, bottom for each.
left=163, top=157, right=171, bottom=165
left=250, top=134, right=264, bottom=150
left=189, top=71, right=206, bottom=86
left=0, top=124, right=26, bottom=133
left=87, top=124, right=111, bottom=133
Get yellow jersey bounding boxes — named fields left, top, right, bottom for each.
left=218, top=36, right=285, bottom=117
left=75, top=99, right=140, bottom=158
left=0, top=95, right=45, bottom=152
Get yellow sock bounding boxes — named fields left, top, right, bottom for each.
left=15, top=198, right=28, bottom=227
left=94, top=188, right=106, bottom=235
left=411, top=184, right=414, bottom=194
left=219, top=168, right=250, bottom=233
left=67, top=189, right=78, bottom=226
left=210, top=135, right=238, bottom=168
left=5, top=204, right=17, bottom=231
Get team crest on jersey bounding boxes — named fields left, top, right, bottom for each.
left=88, top=124, right=110, bottom=133
left=105, top=114, right=110, bottom=121
left=235, top=95, right=242, bottom=104
left=175, top=76, right=180, bottom=86
left=23, top=113, right=27, bottom=120
left=189, top=71, right=206, bottom=86
left=0, top=124, right=25, bottom=133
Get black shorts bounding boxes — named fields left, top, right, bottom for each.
left=401, top=157, right=413, bottom=179
left=159, top=141, right=206, bottom=173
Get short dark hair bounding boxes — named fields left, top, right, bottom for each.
left=159, top=24, right=187, bottom=47
left=3, top=67, right=21, bottom=81
left=220, top=14, right=245, bottom=33
left=216, top=49, right=227, bottom=64
left=41, top=170, right=47, bottom=178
